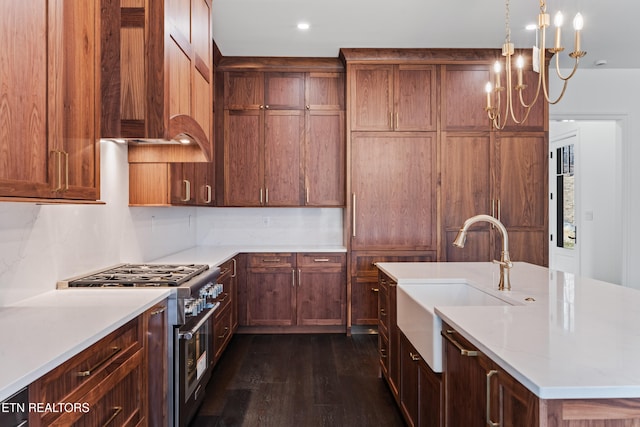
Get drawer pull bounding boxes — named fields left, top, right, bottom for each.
left=150, top=306, right=166, bottom=316
left=380, top=348, right=388, bottom=358
left=313, top=258, right=330, bottom=262
left=262, top=258, right=281, bottom=263
left=218, top=293, right=229, bottom=303
left=380, top=308, right=387, bottom=317
left=218, top=326, right=230, bottom=339
left=442, top=329, right=479, bottom=357
left=371, top=288, right=379, bottom=293
left=76, top=346, right=121, bottom=377
left=102, top=406, right=123, bottom=427
left=409, top=352, right=421, bottom=362
left=486, top=370, right=500, bottom=427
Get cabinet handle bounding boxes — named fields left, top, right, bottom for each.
left=182, top=179, right=191, bottom=202
left=102, top=406, right=123, bottom=427
left=262, top=258, right=281, bottom=263
left=497, top=199, right=501, bottom=222
left=52, top=150, right=63, bottom=192
left=292, top=269, right=295, bottom=287
left=218, top=326, right=230, bottom=339
left=409, top=351, right=421, bottom=362
left=352, top=193, right=357, bottom=237
left=76, top=346, right=121, bottom=377
left=442, top=329, right=479, bottom=357
left=306, top=187, right=309, bottom=204
left=63, top=151, right=69, bottom=191
left=380, top=308, right=387, bottom=317
left=231, top=258, right=237, bottom=278
left=380, top=348, right=388, bottom=358
left=486, top=370, right=500, bottom=427
left=371, top=288, right=379, bottom=293
left=218, top=292, right=229, bottom=303
left=150, top=306, right=166, bottom=316
left=265, top=188, right=269, bottom=205
left=313, top=258, right=330, bottom=262
left=298, top=268, right=301, bottom=287
left=389, top=112, right=393, bottom=129
left=395, top=112, right=399, bottom=130
left=205, top=184, right=212, bottom=204
left=259, top=188, right=263, bottom=205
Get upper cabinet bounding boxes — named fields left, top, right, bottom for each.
left=0, top=0, right=100, bottom=202
left=349, top=64, right=436, bottom=132
left=217, top=60, right=345, bottom=207
left=102, top=0, right=214, bottom=163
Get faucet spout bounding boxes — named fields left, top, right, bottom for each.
left=453, top=214, right=513, bottom=291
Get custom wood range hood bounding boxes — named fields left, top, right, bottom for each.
left=101, top=0, right=214, bottom=163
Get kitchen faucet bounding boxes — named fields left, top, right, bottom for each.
left=452, top=214, right=512, bottom=291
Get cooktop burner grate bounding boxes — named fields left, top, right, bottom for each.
left=67, top=263, right=209, bottom=287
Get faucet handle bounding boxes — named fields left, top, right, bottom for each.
left=492, top=259, right=513, bottom=268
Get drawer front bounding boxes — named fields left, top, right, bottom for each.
left=218, top=258, right=236, bottom=280
left=213, top=305, right=233, bottom=361
left=48, top=350, right=144, bottom=427
left=297, top=252, right=346, bottom=269
left=352, top=251, right=436, bottom=278
left=32, top=317, right=141, bottom=407
left=248, top=253, right=295, bottom=269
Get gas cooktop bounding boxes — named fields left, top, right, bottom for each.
left=63, top=263, right=209, bottom=287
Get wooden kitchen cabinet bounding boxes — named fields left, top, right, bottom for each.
left=29, top=316, right=146, bottom=426
left=220, top=67, right=345, bottom=207
left=145, top=300, right=169, bottom=427
left=440, top=131, right=548, bottom=265
left=350, top=132, right=437, bottom=250
left=104, top=0, right=214, bottom=163
left=349, top=64, right=437, bottom=132
left=129, top=162, right=214, bottom=206
left=0, top=0, right=100, bottom=202
left=212, top=257, right=238, bottom=364
left=399, top=331, right=443, bottom=427
left=244, top=252, right=346, bottom=330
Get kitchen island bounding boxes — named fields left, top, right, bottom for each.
left=376, top=261, right=640, bottom=425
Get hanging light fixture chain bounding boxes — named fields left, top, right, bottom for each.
left=505, top=0, right=511, bottom=44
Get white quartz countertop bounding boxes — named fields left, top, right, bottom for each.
left=0, top=288, right=170, bottom=401
left=151, top=244, right=347, bottom=267
left=376, top=261, right=640, bottom=400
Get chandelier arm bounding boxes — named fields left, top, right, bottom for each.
left=554, top=53, right=581, bottom=81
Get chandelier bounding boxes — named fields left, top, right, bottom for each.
left=485, top=0, right=586, bottom=129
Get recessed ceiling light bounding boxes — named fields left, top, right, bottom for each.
left=525, top=24, right=537, bottom=31
left=297, top=22, right=310, bottom=30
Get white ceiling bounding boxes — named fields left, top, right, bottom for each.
left=212, top=0, right=639, bottom=69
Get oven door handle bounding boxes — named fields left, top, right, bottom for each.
left=178, top=302, right=220, bottom=340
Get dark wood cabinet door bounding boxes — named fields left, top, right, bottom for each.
left=441, top=133, right=492, bottom=261
left=223, top=109, right=264, bottom=206
left=418, top=358, right=443, bottom=427
left=145, top=301, right=168, bottom=427
left=350, top=65, right=394, bottom=131
left=351, top=133, right=437, bottom=250
left=487, top=363, right=539, bottom=427
left=246, top=269, right=295, bottom=326
left=264, top=73, right=305, bottom=110
left=395, top=65, right=437, bottom=131
left=351, top=277, right=380, bottom=325
left=304, top=110, right=345, bottom=206
left=194, top=162, right=214, bottom=205
left=443, top=329, right=486, bottom=427
left=441, top=65, right=491, bottom=131
left=297, top=269, right=345, bottom=326
left=400, top=333, right=419, bottom=427
left=224, top=71, right=263, bottom=110
left=169, top=163, right=194, bottom=205
left=306, top=72, right=345, bottom=110
left=264, top=110, right=304, bottom=206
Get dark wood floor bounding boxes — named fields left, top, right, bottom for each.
left=189, top=333, right=406, bottom=427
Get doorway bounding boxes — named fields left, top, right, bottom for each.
left=548, top=120, right=622, bottom=284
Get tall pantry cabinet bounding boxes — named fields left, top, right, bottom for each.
left=342, top=49, right=548, bottom=329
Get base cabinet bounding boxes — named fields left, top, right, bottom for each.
left=442, top=323, right=640, bottom=427
left=28, top=303, right=169, bottom=427
left=243, top=252, right=346, bottom=330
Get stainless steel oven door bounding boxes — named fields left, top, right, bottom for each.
left=175, top=302, right=218, bottom=427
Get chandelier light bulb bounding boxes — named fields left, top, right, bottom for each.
left=554, top=11, right=564, bottom=27
left=493, top=61, right=502, bottom=74
left=485, top=82, right=493, bottom=110
left=573, top=13, right=584, bottom=31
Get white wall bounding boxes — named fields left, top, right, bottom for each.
left=0, top=141, right=198, bottom=305
left=550, top=68, right=640, bottom=288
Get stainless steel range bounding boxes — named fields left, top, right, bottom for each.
left=58, top=263, right=222, bottom=427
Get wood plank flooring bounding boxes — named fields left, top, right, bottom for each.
left=189, top=334, right=405, bottom=427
